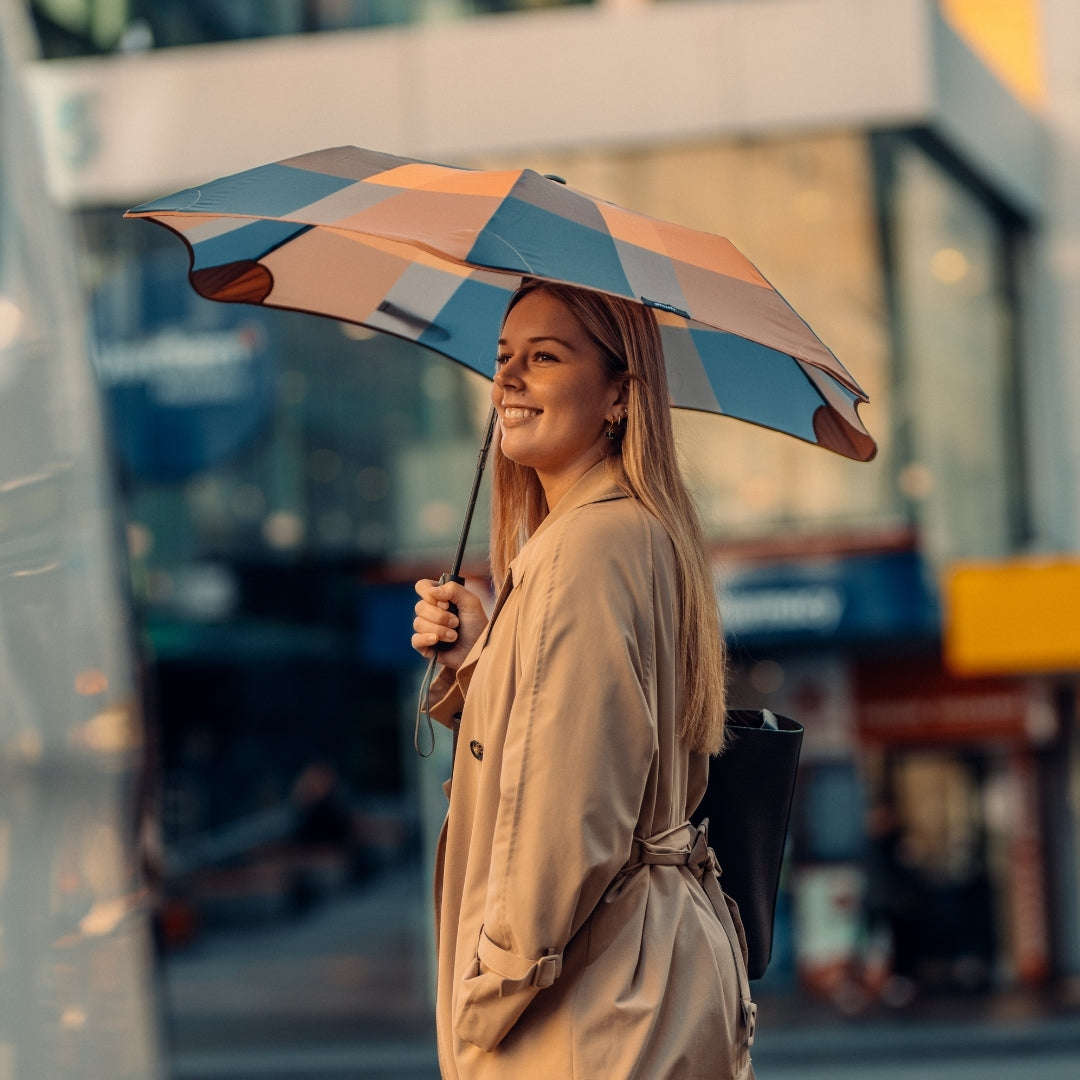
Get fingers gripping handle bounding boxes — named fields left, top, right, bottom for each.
left=434, top=571, right=465, bottom=653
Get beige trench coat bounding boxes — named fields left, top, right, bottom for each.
left=429, top=463, right=755, bottom=1080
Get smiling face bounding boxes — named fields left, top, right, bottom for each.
left=493, top=288, right=628, bottom=508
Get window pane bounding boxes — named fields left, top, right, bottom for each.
left=884, top=138, right=1023, bottom=565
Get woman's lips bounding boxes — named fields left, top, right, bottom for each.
left=502, top=407, right=541, bottom=422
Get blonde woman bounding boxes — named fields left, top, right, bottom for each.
left=413, top=280, right=755, bottom=1079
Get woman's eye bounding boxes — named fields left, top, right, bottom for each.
left=494, top=350, right=558, bottom=367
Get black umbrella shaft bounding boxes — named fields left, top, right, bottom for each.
left=447, top=405, right=497, bottom=579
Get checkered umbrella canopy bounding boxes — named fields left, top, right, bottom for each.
left=126, top=145, right=875, bottom=461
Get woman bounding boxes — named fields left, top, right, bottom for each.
left=412, top=280, right=756, bottom=1079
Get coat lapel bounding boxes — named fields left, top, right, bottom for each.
left=457, top=462, right=628, bottom=696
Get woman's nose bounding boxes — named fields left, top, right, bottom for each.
left=494, top=353, right=522, bottom=387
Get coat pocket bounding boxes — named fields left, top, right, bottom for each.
left=455, top=929, right=557, bottom=1051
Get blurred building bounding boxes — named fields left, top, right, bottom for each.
left=18, top=0, right=1080, bottom=1010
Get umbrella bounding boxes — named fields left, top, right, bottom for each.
left=125, top=145, right=876, bottom=749
left=125, top=145, right=875, bottom=462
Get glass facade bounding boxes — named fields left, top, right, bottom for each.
left=30, top=0, right=589, bottom=55
left=82, top=207, right=489, bottom=570
left=874, top=132, right=1027, bottom=567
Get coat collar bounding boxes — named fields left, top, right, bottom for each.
left=509, top=460, right=628, bottom=588
left=452, top=462, right=629, bottom=696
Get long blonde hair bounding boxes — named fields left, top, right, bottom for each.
left=489, top=280, right=726, bottom=754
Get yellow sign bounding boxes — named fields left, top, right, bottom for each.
left=944, top=558, right=1080, bottom=675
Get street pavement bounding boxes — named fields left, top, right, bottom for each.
left=754, top=1005, right=1080, bottom=1079
left=163, top=860, right=438, bottom=1079
left=162, top=861, right=1080, bottom=1079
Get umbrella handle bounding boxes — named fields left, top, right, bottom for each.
left=434, top=570, right=465, bottom=652
left=414, top=406, right=498, bottom=757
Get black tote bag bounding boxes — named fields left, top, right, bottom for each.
left=694, top=708, right=804, bottom=980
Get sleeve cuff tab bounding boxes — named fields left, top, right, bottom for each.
left=477, top=930, right=563, bottom=989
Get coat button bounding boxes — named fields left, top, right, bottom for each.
left=469, top=740, right=484, bottom=761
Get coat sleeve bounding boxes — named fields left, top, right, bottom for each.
left=426, top=665, right=465, bottom=730
left=454, top=505, right=665, bottom=1051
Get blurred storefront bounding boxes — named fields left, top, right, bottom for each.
left=19, top=0, right=1080, bottom=1016
left=720, top=557, right=1072, bottom=1005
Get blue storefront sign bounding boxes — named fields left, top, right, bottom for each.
left=91, top=250, right=277, bottom=480
left=719, top=549, right=939, bottom=647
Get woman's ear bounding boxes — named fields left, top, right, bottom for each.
left=614, top=377, right=631, bottom=409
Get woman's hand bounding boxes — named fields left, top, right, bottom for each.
left=412, top=577, right=487, bottom=672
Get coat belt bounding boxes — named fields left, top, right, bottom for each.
left=624, top=820, right=756, bottom=1047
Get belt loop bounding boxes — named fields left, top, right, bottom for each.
left=532, top=950, right=562, bottom=989
left=743, top=999, right=757, bottom=1047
